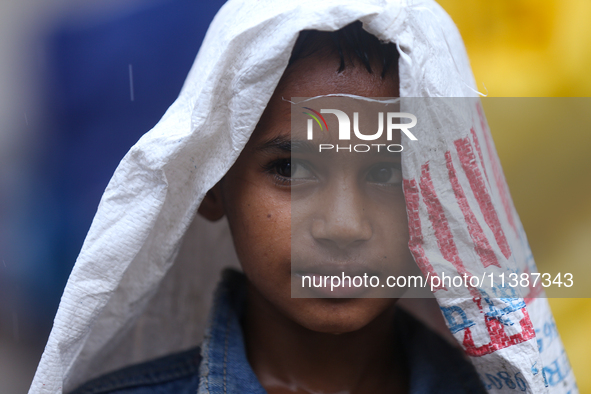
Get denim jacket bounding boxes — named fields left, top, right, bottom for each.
left=70, top=270, right=486, bottom=394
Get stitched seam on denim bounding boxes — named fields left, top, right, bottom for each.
left=223, top=309, right=231, bottom=394
left=204, top=353, right=210, bottom=394
left=203, top=351, right=210, bottom=394
left=202, top=291, right=220, bottom=394
left=204, top=347, right=210, bottom=394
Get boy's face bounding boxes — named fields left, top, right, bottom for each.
left=199, top=51, right=416, bottom=334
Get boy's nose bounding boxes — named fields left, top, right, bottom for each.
left=309, top=183, right=373, bottom=249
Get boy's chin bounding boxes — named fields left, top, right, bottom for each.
left=287, top=297, right=398, bottom=335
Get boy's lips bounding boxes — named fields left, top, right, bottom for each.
left=292, top=272, right=373, bottom=298
left=291, top=255, right=387, bottom=275
left=292, top=264, right=380, bottom=278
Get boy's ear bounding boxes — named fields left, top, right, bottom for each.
left=198, top=183, right=225, bottom=221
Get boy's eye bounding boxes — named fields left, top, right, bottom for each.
left=367, top=163, right=402, bottom=184
left=275, top=159, right=291, bottom=177
left=269, top=158, right=313, bottom=180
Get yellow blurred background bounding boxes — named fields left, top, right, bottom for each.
left=437, top=0, right=591, bottom=391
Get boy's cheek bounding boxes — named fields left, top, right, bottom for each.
left=224, top=184, right=292, bottom=286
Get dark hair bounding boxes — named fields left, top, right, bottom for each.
left=287, top=21, right=399, bottom=78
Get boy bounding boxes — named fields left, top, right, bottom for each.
left=66, top=22, right=485, bottom=394
left=31, top=1, right=564, bottom=393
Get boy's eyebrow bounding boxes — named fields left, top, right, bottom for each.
left=257, top=135, right=402, bottom=159
left=256, top=135, right=316, bottom=154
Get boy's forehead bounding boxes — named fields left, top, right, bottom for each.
left=279, top=51, right=399, bottom=99
left=249, top=51, right=399, bottom=146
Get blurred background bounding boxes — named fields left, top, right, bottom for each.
left=0, top=0, right=589, bottom=392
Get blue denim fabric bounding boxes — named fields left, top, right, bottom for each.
left=70, top=269, right=486, bottom=393
left=196, top=269, right=267, bottom=394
